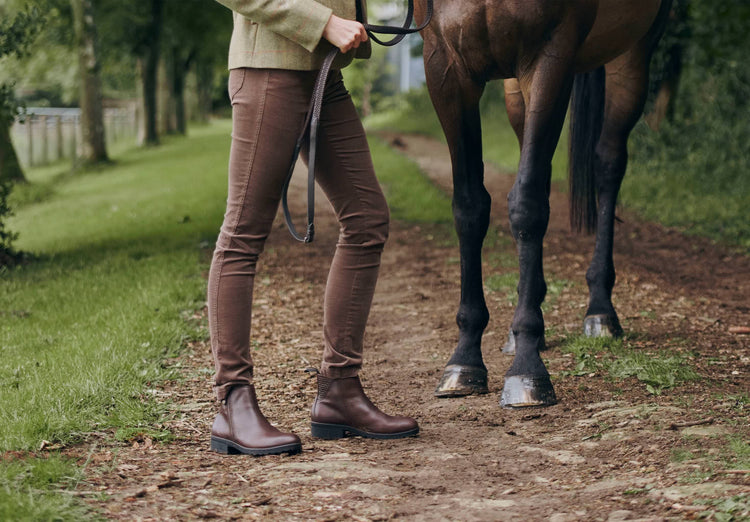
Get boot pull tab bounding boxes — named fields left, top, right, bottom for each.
left=304, top=367, right=320, bottom=377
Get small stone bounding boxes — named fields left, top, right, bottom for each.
left=549, top=513, right=578, bottom=522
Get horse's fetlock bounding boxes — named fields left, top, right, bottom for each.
left=508, top=190, right=549, bottom=240
left=456, top=306, right=489, bottom=332
left=511, top=311, right=544, bottom=339
left=586, top=262, right=615, bottom=289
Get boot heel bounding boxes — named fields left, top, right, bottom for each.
left=311, top=422, right=346, bottom=439
left=210, top=436, right=238, bottom=454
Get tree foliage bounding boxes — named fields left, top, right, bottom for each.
left=626, top=0, right=750, bottom=248
left=0, top=4, right=43, bottom=264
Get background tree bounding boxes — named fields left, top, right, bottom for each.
left=95, top=0, right=166, bottom=145
left=163, top=0, right=232, bottom=134
left=71, top=0, right=109, bottom=163
left=0, top=6, right=43, bottom=183
left=140, top=0, right=164, bottom=145
left=624, top=0, right=750, bottom=247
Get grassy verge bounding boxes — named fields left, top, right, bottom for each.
left=369, top=137, right=453, bottom=224
left=1, top=121, right=232, bottom=518
left=623, top=120, right=750, bottom=251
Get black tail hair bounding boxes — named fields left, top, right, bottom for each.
left=568, top=66, right=605, bottom=234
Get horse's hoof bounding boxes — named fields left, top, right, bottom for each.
left=500, top=374, right=557, bottom=408
left=434, top=364, right=489, bottom=398
left=583, top=314, right=623, bottom=338
left=502, top=330, right=516, bottom=355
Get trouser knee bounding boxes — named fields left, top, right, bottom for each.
left=339, top=202, right=389, bottom=249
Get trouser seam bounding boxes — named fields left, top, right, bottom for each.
left=213, top=69, right=270, bottom=395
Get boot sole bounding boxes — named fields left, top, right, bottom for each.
left=210, top=436, right=302, bottom=456
left=311, top=422, right=419, bottom=440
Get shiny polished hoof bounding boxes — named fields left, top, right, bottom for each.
left=583, top=314, right=623, bottom=338
left=502, top=330, right=516, bottom=355
left=434, top=364, right=489, bottom=398
left=500, top=374, right=557, bottom=408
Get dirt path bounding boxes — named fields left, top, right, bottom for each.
left=76, top=135, right=748, bottom=521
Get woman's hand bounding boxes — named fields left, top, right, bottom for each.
left=322, top=14, right=368, bottom=53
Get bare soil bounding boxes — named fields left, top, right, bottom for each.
left=73, top=134, right=748, bottom=521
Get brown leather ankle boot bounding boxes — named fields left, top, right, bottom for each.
left=211, top=385, right=301, bottom=455
left=310, top=375, right=419, bottom=439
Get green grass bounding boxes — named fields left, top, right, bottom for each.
left=1, top=121, right=233, bottom=518
left=726, top=435, right=750, bottom=470
left=0, top=454, right=92, bottom=521
left=557, top=335, right=699, bottom=395
left=623, top=120, right=750, bottom=251
left=696, top=494, right=749, bottom=521
left=2, top=123, right=230, bottom=451
left=365, top=88, right=444, bottom=141
left=369, top=136, right=453, bottom=224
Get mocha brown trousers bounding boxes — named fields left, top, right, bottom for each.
left=208, top=67, right=388, bottom=401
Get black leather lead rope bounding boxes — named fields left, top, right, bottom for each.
left=281, top=0, right=433, bottom=243
left=281, top=48, right=338, bottom=243
left=360, top=0, right=433, bottom=47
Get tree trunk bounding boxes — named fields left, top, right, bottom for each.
left=141, top=0, right=164, bottom=146
left=172, top=48, right=193, bottom=135
left=71, top=0, right=108, bottom=164
left=0, top=118, right=26, bottom=183
left=195, top=58, right=214, bottom=124
left=157, top=57, right=173, bottom=135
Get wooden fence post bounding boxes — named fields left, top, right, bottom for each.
left=56, top=116, right=64, bottom=161
left=41, top=115, right=49, bottom=165
left=70, top=116, right=78, bottom=169
left=26, top=116, right=33, bottom=167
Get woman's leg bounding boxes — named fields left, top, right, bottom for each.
left=208, top=68, right=314, bottom=400
left=304, top=71, right=418, bottom=439
left=301, top=70, right=390, bottom=378
left=208, top=67, right=315, bottom=455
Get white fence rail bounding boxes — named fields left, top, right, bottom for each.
left=10, top=106, right=138, bottom=169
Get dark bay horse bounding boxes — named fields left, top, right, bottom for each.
left=415, top=0, right=672, bottom=407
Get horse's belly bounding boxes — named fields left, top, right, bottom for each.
left=576, top=0, right=662, bottom=70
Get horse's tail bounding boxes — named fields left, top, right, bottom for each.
left=568, top=66, right=605, bottom=233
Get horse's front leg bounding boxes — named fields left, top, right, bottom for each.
left=425, top=44, right=491, bottom=398
left=502, top=50, right=577, bottom=408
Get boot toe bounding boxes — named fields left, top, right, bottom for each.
left=390, top=415, right=419, bottom=434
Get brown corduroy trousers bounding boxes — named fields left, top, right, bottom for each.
left=208, top=67, right=389, bottom=401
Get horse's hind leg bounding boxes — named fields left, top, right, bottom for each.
left=584, top=46, right=661, bottom=338
left=501, top=78, right=525, bottom=355
left=425, top=43, right=491, bottom=398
